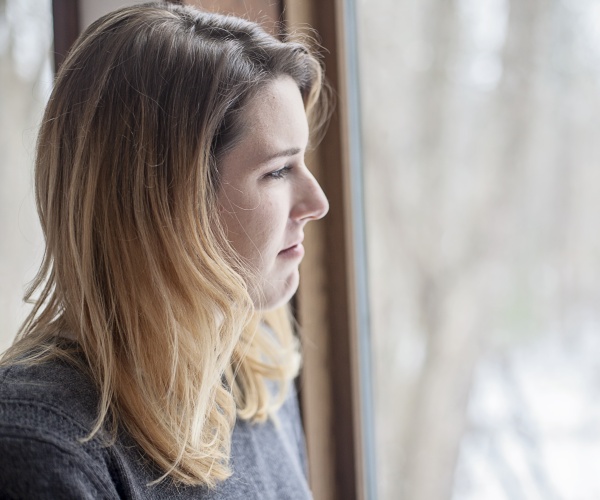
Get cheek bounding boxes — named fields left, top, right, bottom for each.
left=218, top=188, right=283, bottom=264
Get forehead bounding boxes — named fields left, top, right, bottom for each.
left=232, top=76, right=309, bottom=162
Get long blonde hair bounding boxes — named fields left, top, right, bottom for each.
left=3, top=2, right=327, bottom=487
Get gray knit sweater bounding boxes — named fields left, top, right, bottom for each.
left=0, top=347, right=311, bottom=499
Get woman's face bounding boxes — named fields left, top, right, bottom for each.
left=217, top=76, right=329, bottom=310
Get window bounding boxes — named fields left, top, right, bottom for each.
left=355, top=0, right=600, bottom=498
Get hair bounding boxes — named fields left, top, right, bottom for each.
left=2, top=2, right=329, bottom=487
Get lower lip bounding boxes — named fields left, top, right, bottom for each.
left=278, top=243, right=305, bottom=259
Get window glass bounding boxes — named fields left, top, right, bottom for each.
left=355, top=0, right=600, bottom=498
left=0, top=0, right=52, bottom=349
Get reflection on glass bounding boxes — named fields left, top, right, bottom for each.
left=355, top=0, right=600, bottom=498
left=0, top=0, right=52, bottom=349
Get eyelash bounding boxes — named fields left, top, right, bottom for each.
left=266, top=165, right=292, bottom=180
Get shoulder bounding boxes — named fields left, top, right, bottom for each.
left=0, top=357, right=121, bottom=499
left=0, top=354, right=99, bottom=436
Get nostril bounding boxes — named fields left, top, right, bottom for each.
left=292, top=170, right=330, bottom=222
left=313, top=194, right=329, bottom=220
left=301, top=190, right=325, bottom=221
left=312, top=184, right=329, bottom=220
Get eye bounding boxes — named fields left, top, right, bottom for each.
left=265, top=165, right=292, bottom=180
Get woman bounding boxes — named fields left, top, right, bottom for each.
left=0, top=2, right=329, bottom=498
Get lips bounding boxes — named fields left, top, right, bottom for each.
left=280, top=237, right=304, bottom=253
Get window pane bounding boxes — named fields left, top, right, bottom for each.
left=355, top=0, right=600, bottom=498
left=0, top=0, right=52, bottom=349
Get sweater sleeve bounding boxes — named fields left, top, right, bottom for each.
left=0, top=429, right=119, bottom=500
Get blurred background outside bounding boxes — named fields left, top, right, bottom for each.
left=2, top=0, right=600, bottom=498
left=0, top=0, right=50, bottom=352
left=358, top=0, right=600, bottom=498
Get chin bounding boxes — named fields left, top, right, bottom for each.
left=255, top=269, right=300, bottom=311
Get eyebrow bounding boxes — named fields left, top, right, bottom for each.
left=263, top=147, right=302, bottom=163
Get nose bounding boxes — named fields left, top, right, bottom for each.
left=292, top=168, right=329, bottom=222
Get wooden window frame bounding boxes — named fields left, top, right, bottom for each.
left=52, top=0, right=80, bottom=73
left=285, top=1, right=374, bottom=499
left=51, top=1, right=373, bottom=498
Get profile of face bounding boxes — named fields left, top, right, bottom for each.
left=217, top=76, right=329, bottom=310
